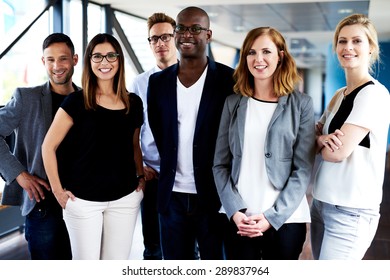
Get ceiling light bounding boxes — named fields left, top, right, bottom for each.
left=338, top=9, right=353, bottom=14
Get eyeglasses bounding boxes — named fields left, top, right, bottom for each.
left=90, top=52, right=119, bottom=63
left=148, top=33, right=174, bottom=44
left=174, top=25, right=209, bottom=35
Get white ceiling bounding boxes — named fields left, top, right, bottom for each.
left=92, top=0, right=390, bottom=69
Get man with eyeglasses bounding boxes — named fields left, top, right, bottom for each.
left=0, top=33, right=79, bottom=259
left=128, top=12, right=178, bottom=260
left=147, top=6, right=235, bottom=260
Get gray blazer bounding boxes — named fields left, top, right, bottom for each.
left=0, top=82, right=79, bottom=215
left=213, top=92, right=315, bottom=230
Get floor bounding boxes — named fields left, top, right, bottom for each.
left=1, top=155, right=389, bottom=260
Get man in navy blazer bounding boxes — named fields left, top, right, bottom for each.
left=0, top=33, right=79, bottom=259
left=148, top=6, right=235, bottom=259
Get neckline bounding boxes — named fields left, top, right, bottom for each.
left=251, top=96, right=278, bottom=103
left=343, top=80, right=373, bottom=100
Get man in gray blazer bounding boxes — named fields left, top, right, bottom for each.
left=0, top=33, right=79, bottom=259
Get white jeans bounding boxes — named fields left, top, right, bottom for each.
left=63, top=190, right=143, bottom=260
left=310, top=199, right=380, bottom=260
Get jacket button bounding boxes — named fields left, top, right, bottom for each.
left=265, top=152, right=272, bottom=158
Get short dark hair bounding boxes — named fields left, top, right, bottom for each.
left=42, top=33, right=75, bottom=55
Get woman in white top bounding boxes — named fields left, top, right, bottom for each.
left=213, top=27, right=315, bottom=260
left=311, top=14, right=390, bottom=260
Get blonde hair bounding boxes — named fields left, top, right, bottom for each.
left=333, top=13, right=380, bottom=72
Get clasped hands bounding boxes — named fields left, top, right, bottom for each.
left=232, top=211, right=271, bottom=238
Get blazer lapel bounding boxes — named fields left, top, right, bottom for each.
left=194, top=58, right=214, bottom=139
left=237, top=96, right=248, bottom=154
left=268, top=95, right=287, bottom=130
left=41, top=82, right=53, bottom=132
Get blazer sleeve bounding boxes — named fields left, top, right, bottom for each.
left=213, top=96, right=247, bottom=219
left=0, top=88, right=27, bottom=183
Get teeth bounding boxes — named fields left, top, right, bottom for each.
left=343, top=54, right=356, bottom=58
left=254, top=65, right=266, bottom=69
left=100, top=68, right=111, bottom=73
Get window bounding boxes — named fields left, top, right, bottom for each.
left=0, top=0, right=49, bottom=105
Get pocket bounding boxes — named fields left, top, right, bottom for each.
left=335, top=205, right=360, bottom=217
left=63, top=197, right=71, bottom=210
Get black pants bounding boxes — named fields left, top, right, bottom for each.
left=140, top=178, right=162, bottom=260
left=223, top=215, right=307, bottom=260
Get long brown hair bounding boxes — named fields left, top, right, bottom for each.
left=81, top=33, right=130, bottom=113
left=234, top=27, right=301, bottom=97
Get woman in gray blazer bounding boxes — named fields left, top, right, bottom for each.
left=213, top=27, right=315, bottom=260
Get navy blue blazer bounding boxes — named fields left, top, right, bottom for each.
left=147, top=58, right=235, bottom=214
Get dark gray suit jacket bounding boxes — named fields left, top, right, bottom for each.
left=0, top=82, right=79, bottom=215
left=213, top=93, right=316, bottom=230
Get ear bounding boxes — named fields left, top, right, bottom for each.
left=206, top=29, right=212, bottom=43
left=73, top=54, right=79, bottom=66
left=41, top=56, right=45, bottom=66
left=279, top=50, right=285, bottom=60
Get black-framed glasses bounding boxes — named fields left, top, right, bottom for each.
left=148, top=33, right=174, bottom=44
left=174, top=24, right=209, bottom=35
left=90, top=52, right=120, bottom=63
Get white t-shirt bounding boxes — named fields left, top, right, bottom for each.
left=238, top=97, right=311, bottom=223
left=313, top=80, right=390, bottom=210
left=173, top=67, right=208, bottom=194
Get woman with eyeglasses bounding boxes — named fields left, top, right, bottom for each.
left=42, top=33, right=145, bottom=259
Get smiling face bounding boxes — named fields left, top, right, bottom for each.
left=90, top=42, right=118, bottom=82
left=42, top=42, right=77, bottom=86
left=246, top=34, right=280, bottom=82
left=174, top=8, right=211, bottom=59
left=336, top=24, right=371, bottom=71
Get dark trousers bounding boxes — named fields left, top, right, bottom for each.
left=159, top=192, right=224, bottom=260
left=25, top=200, right=72, bottom=260
left=223, top=215, right=307, bottom=260
left=140, top=177, right=162, bottom=260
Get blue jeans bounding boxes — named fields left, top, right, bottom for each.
left=25, top=198, right=72, bottom=260
left=141, top=178, right=162, bottom=260
left=310, top=199, right=380, bottom=260
left=159, top=192, right=224, bottom=260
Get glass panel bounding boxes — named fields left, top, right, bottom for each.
left=115, top=11, right=155, bottom=79
left=65, top=0, right=84, bottom=87
left=210, top=41, right=237, bottom=68
left=0, top=0, right=49, bottom=105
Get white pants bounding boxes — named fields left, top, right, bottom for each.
left=63, top=190, right=143, bottom=260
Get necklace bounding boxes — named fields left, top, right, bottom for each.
left=343, top=88, right=349, bottom=100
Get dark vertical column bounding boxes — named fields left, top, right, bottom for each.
left=51, top=0, right=63, bottom=33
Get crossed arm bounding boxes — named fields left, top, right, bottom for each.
left=316, top=122, right=369, bottom=162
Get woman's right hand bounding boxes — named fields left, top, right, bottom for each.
left=53, top=188, right=75, bottom=209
